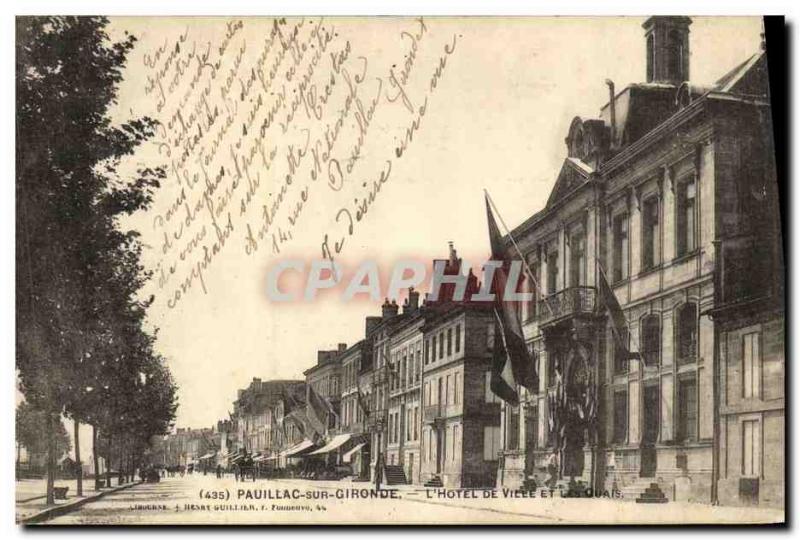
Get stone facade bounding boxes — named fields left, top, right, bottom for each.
left=419, top=304, right=500, bottom=488
left=304, top=345, right=345, bottom=433
left=231, top=378, right=305, bottom=465
left=386, top=292, right=424, bottom=483
left=495, top=16, right=783, bottom=509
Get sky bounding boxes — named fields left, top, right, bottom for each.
left=92, top=15, right=763, bottom=433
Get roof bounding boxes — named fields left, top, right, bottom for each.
left=544, top=157, right=595, bottom=209
left=713, top=52, right=763, bottom=92
left=503, top=45, right=769, bottom=247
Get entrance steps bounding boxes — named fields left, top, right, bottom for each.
left=382, top=465, right=408, bottom=485
left=620, top=478, right=668, bottom=503
left=423, top=475, right=443, bottom=488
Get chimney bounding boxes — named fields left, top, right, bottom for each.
left=318, top=350, right=336, bottom=364
left=338, top=343, right=347, bottom=352
left=643, top=16, right=691, bottom=84
left=448, top=241, right=458, bottom=265
left=365, top=316, right=381, bottom=336
left=403, top=287, right=420, bottom=314
left=382, top=298, right=399, bottom=320
left=605, top=79, right=616, bottom=147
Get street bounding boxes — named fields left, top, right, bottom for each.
left=41, top=474, right=784, bottom=525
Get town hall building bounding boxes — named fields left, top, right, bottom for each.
left=494, top=16, right=783, bottom=508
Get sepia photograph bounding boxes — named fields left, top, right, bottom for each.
left=13, top=11, right=786, bottom=526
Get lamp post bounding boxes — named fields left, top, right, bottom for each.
left=374, top=416, right=384, bottom=491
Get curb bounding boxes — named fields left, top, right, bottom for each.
left=20, top=481, right=142, bottom=525
left=17, top=494, right=46, bottom=504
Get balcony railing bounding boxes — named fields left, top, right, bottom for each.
left=422, top=404, right=442, bottom=423
left=365, top=409, right=387, bottom=431
left=538, top=286, right=596, bottom=325
left=372, top=365, right=392, bottom=385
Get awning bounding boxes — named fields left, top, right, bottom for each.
left=342, top=443, right=366, bottom=463
left=199, top=452, right=216, bottom=460
left=308, top=434, right=352, bottom=455
left=280, top=439, right=315, bottom=458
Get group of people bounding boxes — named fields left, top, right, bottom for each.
left=152, top=450, right=344, bottom=483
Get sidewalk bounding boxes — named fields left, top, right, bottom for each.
left=16, top=477, right=138, bottom=523
left=275, top=478, right=784, bottom=524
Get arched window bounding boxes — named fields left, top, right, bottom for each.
left=612, top=324, right=629, bottom=375
left=646, top=34, right=655, bottom=82
left=640, top=315, right=661, bottom=366
left=676, top=303, right=698, bottom=364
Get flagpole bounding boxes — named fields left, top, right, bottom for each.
left=595, top=257, right=644, bottom=365
left=484, top=189, right=554, bottom=317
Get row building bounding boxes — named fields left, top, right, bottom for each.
left=160, top=17, right=781, bottom=509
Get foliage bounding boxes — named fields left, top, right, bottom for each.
left=15, top=16, right=176, bottom=478
left=16, top=401, right=71, bottom=459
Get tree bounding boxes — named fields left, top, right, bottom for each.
left=16, top=402, right=71, bottom=465
left=16, top=17, right=172, bottom=503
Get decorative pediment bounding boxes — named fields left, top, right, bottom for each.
left=544, top=157, right=594, bottom=209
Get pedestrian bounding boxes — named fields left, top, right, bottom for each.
left=216, top=464, right=222, bottom=479
left=546, top=451, right=559, bottom=489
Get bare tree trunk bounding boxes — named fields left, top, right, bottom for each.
left=74, top=419, right=82, bottom=496
left=45, top=412, right=56, bottom=505
left=105, top=433, right=112, bottom=489
left=131, top=450, right=137, bottom=483
left=92, top=424, right=100, bottom=490
left=118, top=441, right=125, bottom=485
left=132, top=451, right=137, bottom=483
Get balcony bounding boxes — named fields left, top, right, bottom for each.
left=365, top=409, right=387, bottom=431
left=422, top=404, right=442, bottom=424
left=538, top=286, right=596, bottom=326
left=372, top=365, right=392, bottom=385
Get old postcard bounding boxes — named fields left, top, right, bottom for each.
left=15, top=15, right=785, bottom=525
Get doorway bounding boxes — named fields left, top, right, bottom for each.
left=640, top=384, right=659, bottom=477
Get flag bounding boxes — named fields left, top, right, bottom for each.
left=597, top=262, right=640, bottom=362
left=547, top=386, right=567, bottom=454
left=545, top=352, right=569, bottom=460
left=485, top=194, right=538, bottom=405
left=381, top=346, right=400, bottom=383
left=356, top=381, right=371, bottom=416
left=285, top=407, right=307, bottom=437
left=306, top=384, right=335, bottom=436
